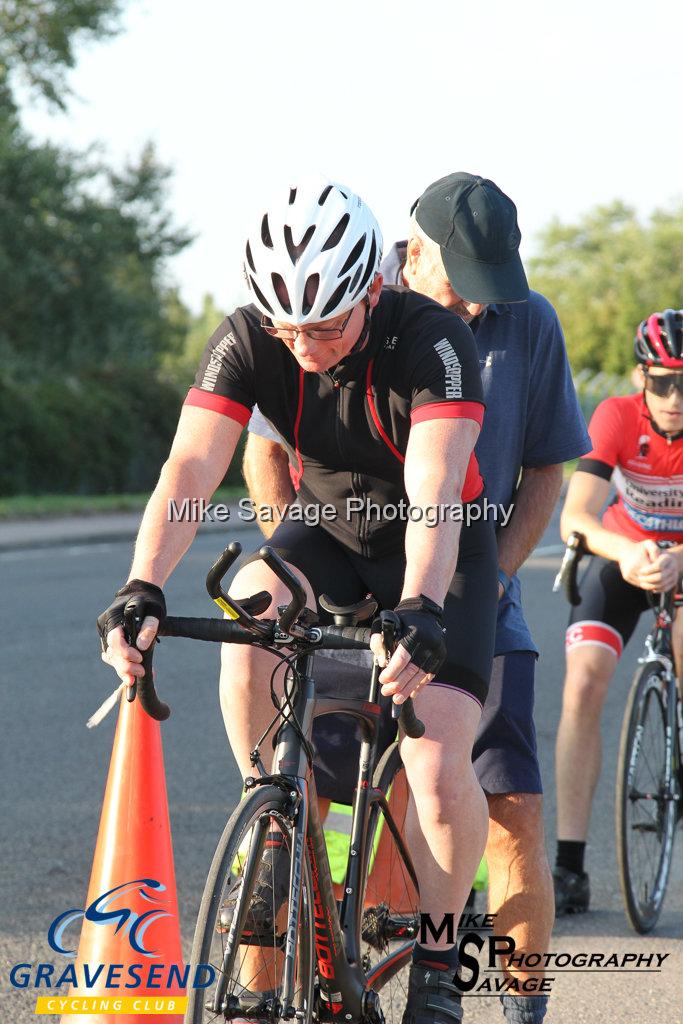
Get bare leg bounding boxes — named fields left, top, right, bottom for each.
left=486, top=793, right=554, bottom=986
left=555, top=645, right=617, bottom=841
left=219, top=558, right=317, bottom=777
left=400, top=686, right=486, bottom=950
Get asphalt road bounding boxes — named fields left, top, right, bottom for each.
left=1, top=517, right=681, bottom=1022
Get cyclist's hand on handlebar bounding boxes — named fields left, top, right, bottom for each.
left=638, top=550, right=679, bottom=593
left=97, top=580, right=166, bottom=685
left=370, top=596, right=446, bottom=706
left=618, top=540, right=661, bottom=589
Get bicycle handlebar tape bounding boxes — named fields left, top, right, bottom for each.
left=123, top=598, right=170, bottom=721
left=398, top=698, right=426, bottom=739
left=60, top=686, right=184, bottom=1022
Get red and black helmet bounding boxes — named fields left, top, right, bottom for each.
left=634, top=309, right=683, bottom=367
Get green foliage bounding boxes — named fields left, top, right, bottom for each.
left=529, top=201, right=683, bottom=375
left=0, top=367, right=182, bottom=494
left=0, top=0, right=122, bottom=107
left=0, top=110, right=193, bottom=372
left=163, top=293, right=227, bottom=388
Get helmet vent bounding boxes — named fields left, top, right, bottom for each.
left=321, top=278, right=350, bottom=318
left=288, top=188, right=297, bottom=205
left=271, top=273, right=292, bottom=315
left=318, top=185, right=333, bottom=205
left=349, top=264, right=363, bottom=293
left=339, top=234, right=366, bottom=277
left=245, top=241, right=256, bottom=273
left=321, top=214, right=350, bottom=252
left=249, top=275, right=274, bottom=315
left=284, top=224, right=315, bottom=265
left=261, top=214, right=273, bottom=249
left=302, top=274, right=319, bottom=316
left=353, top=231, right=377, bottom=297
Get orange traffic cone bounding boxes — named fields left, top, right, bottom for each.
left=61, top=694, right=185, bottom=1023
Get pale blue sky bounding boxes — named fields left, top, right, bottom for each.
left=20, top=0, right=683, bottom=313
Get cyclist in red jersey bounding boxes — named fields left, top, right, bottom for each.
left=554, top=310, right=683, bottom=913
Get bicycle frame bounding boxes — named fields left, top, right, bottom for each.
left=244, top=648, right=418, bottom=1022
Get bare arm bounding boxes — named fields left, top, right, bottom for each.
left=497, top=463, right=563, bottom=594
left=102, top=406, right=242, bottom=684
left=560, top=469, right=678, bottom=591
left=401, top=417, right=480, bottom=603
left=242, top=432, right=295, bottom=539
left=130, top=406, right=242, bottom=584
left=373, top=417, right=481, bottom=702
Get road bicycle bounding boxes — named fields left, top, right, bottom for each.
left=124, top=541, right=424, bottom=1024
left=555, top=532, right=683, bottom=933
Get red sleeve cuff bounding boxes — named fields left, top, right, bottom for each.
left=410, top=400, right=484, bottom=427
left=184, top=387, right=251, bottom=426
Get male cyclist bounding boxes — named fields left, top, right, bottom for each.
left=98, top=178, right=498, bottom=1024
left=244, top=173, right=590, bottom=1024
left=555, top=310, right=683, bottom=913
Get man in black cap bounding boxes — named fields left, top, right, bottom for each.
left=244, top=172, right=590, bottom=1024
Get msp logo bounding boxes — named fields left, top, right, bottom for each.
left=48, top=878, right=170, bottom=958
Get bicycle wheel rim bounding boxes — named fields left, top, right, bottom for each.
left=361, top=743, right=419, bottom=1024
left=186, top=785, right=315, bottom=1024
left=616, top=664, right=676, bottom=934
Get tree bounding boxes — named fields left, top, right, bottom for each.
left=0, top=112, right=193, bottom=372
left=529, top=201, right=683, bottom=374
left=0, top=0, right=122, bottom=107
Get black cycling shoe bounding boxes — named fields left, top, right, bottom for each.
left=402, top=964, right=462, bottom=1024
left=218, top=834, right=290, bottom=935
left=553, top=866, right=590, bottom=915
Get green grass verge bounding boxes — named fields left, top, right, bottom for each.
left=0, top=486, right=245, bottom=520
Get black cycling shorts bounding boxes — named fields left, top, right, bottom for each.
left=259, top=498, right=497, bottom=706
left=566, top=555, right=652, bottom=659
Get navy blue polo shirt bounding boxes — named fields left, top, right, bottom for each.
left=381, top=242, right=590, bottom=655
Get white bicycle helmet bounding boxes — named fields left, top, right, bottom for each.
left=244, top=177, right=383, bottom=325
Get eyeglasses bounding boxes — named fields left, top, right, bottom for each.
left=260, top=306, right=355, bottom=342
left=643, top=371, right=683, bottom=398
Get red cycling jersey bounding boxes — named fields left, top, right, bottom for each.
left=577, top=391, right=683, bottom=540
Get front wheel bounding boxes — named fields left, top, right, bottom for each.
left=616, top=662, right=677, bottom=933
left=185, top=784, right=315, bottom=1023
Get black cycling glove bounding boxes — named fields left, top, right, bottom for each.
left=373, top=595, right=447, bottom=675
left=97, top=579, right=166, bottom=649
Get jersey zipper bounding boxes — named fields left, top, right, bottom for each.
left=329, top=371, right=368, bottom=556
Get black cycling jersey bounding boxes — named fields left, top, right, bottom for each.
left=187, top=287, right=485, bottom=558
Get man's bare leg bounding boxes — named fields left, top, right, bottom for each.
left=486, top=793, right=554, bottom=987
left=400, top=686, right=487, bottom=957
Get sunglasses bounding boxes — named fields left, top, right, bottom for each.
left=644, top=371, right=683, bottom=398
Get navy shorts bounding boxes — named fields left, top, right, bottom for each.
left=472, top=651, right=541, bottom=795
left=311, top=650, right=541, bottom=803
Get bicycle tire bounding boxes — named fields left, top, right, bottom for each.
left=186, top=784, right=315, bottom=1024
left=360, top=743, right=419, bottom=1024
left=615, top=661, right=677, bottom=934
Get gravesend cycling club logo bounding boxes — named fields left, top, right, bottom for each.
left=8, top=878, right=215, bottom=1000
left=48, top=878, right=171, bottom=957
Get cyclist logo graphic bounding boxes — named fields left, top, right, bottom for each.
left=47, top=878, right=171, bottom=958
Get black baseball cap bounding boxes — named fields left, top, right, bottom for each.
left=413, top=173, right=529, bottom=303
